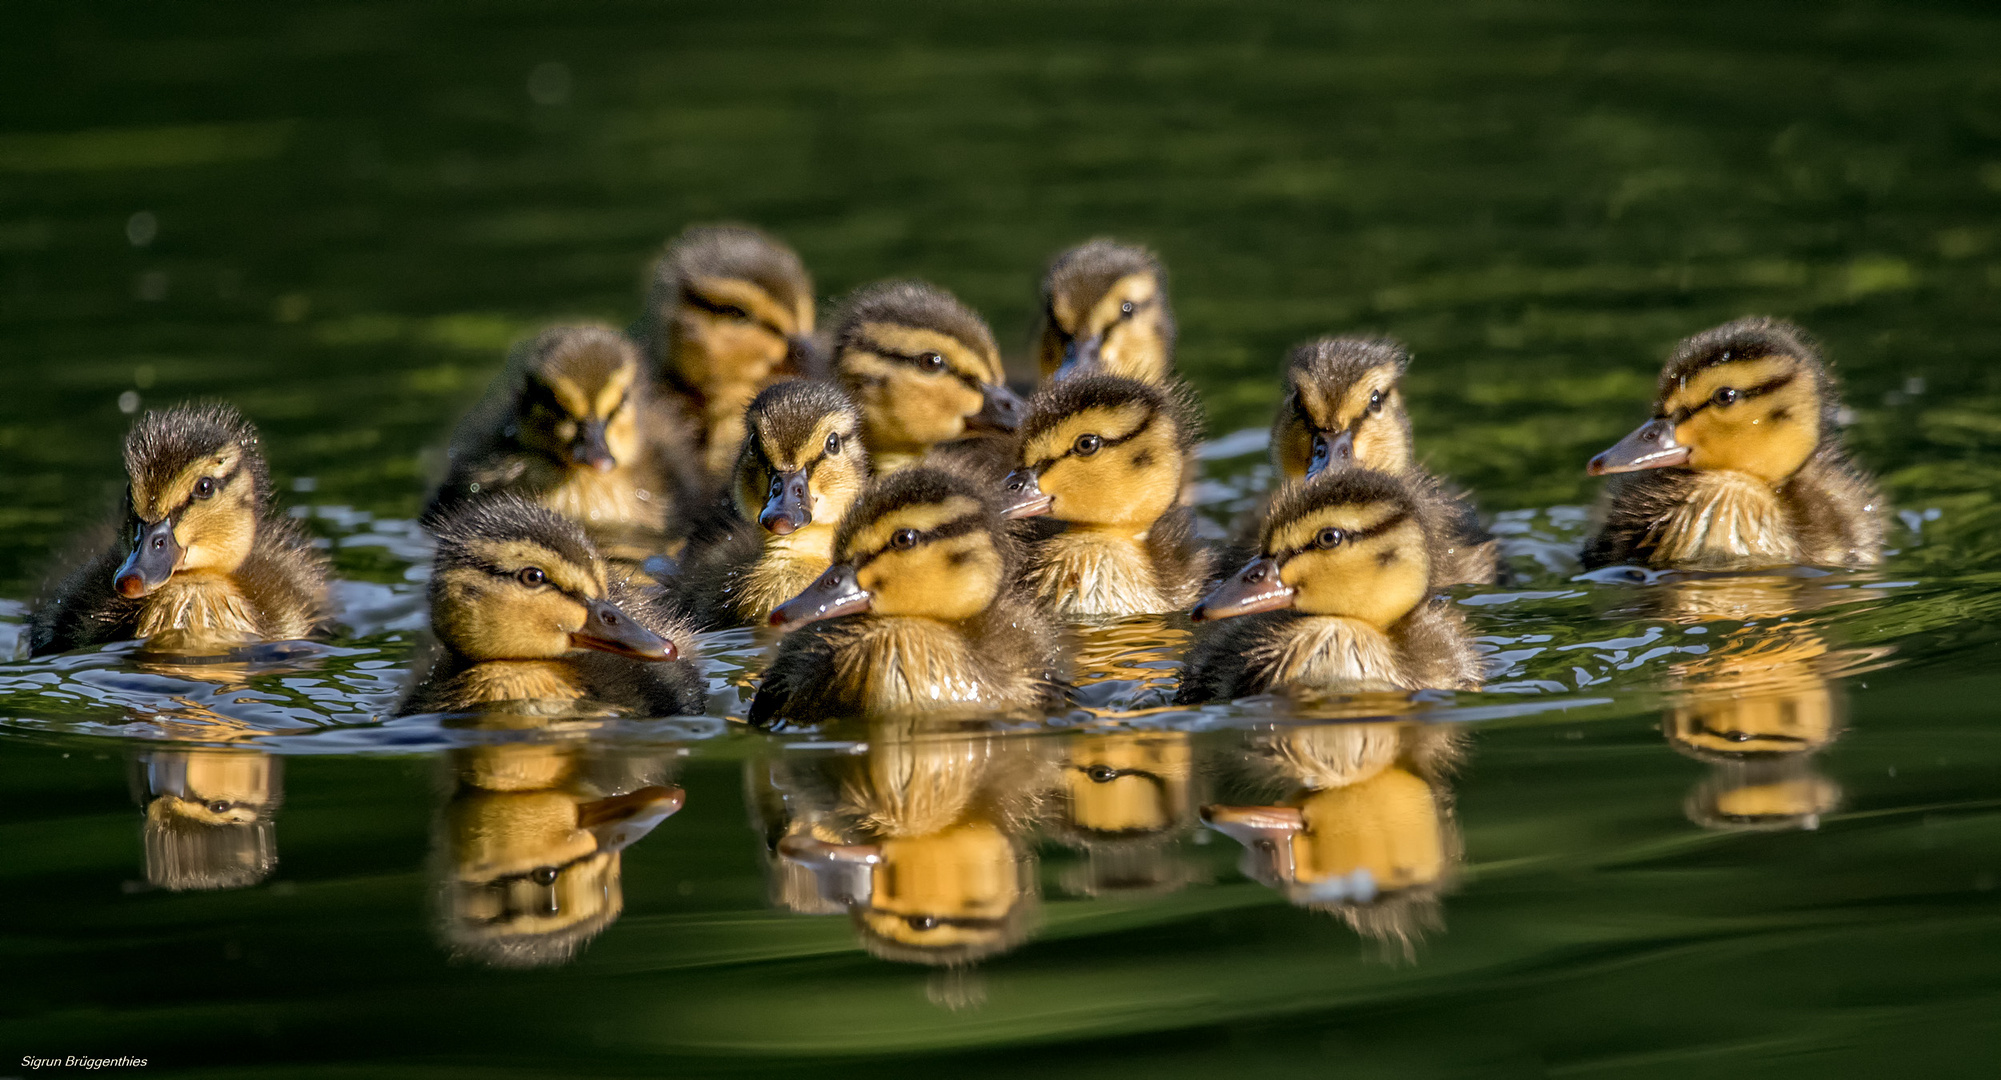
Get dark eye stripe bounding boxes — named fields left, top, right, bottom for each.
left=1025, top=411, right=1156, bottom=474
left=855, top=337, right=989, bottom=390
left=1669, top=372, right=1797, bottom=425
left=850, top=515, right=982, bottom=569
left=1272, top=509, right=1410, bottom=565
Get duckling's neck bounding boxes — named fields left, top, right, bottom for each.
left=134, top=571, right=260, bottom=649
left=448, top=659, right=591, bottom=706
left=1249, top=615, right=1407, bottom=693
left=831, top=616, right=1005, bottom=713
left=739, top=522, right=838, bottom=623
left=1646, top=470, right=1800, bottom=570
left=539, top=462, right=665, bottom=532
left=1027, top=525, right=1175, bottom=618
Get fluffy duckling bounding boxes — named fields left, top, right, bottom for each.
left=1177, top=469, right=1482, bottom=703
left=401, top=497, right=705, bottom=716
left=28, top=403, right=329, bottom=656
left=1034, top=240, right=1176, bottom=383
left=431, top=325, right=704, bottom=556
left=674, top=381, right=871, bottom=629
left=830, top=281, right=1024, bottom=477
left=1267, top=337, right=1496, bottom=586
left=748, top=467, right=1063, bottom=726
left=998, top=374, right=1215, bottom=617
left=636, top=224, right=819, bottom=477
left=1582, top=317, right=1884, bottom=570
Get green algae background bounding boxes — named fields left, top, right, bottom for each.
left=3, top=1, right=2001, bottom=1076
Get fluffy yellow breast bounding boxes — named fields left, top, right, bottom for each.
left=738, top=527, right=836, bottom=623
left=453, top=661, right=590, bottom=706
left=1028, top=531, right=1175, bottom=618
left=830, top=617, right=1021, bottom=713
left=1646, top=470, right=1799, bottom=570
left=135, top=573, right=262, bottom=648
left=542, top=466, right=665, bottom=532
left=1251, top=616, right=1406, bottom=693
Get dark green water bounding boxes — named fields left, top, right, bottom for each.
left=5, top=1, right=2001, bottom=1076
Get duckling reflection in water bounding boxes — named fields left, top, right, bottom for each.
left=1000, top=374, right=1216, bottom=617
left=1264, top=337, right=1496, bottom=586
left=774, top=719, right=1044, bottom=967
left=133, top=748, right=281, bottom=891
left=1178, top=469, right=1482, bottom=703
left=1584, top=317, right=1884, bottom=570
left=401, top=497, right=705, bottom=716
left=29, top=403, right=330, bottom=657
left=635, top=224, right=820, bottom=478
left=830, top=281, right=1023, bottom=478
left=750, top=466, right=1064, bottom=727
left=1205, top=721, right=1466, bottom=954
left=431, top=325, right=704, bottom=561
left=675, top=381, right=871, bottom=629
left=439, top=726, right=684, bottom=968
left=1051, top=730, right=1202, bottom=897
left=1036, top=240, right=1177, bottom=384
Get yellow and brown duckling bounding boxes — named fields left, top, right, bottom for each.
left=829, top=281, right=1024, bottom=477
left=749, top=466, right=1063, bottom=726
left=1267, top=336, right=1497, bottom=586
left=401, top=496, right=704, bottom=716
left=635, top=224, right=819, bottom=478
left=431, top=325, right=704, bottom=558
left=28, top=403, right=329, bottom=656
left=1582, top=317, right=1884, bottom=571
left=674, top=380, right=871, bottom=629
left=999, top=374, right=1216, bottom=617
left=1035, top=239, right=1176, bottom=384
left=1177, top=469, right=1482, bottom=703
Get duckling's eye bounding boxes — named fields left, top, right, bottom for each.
left=517, top=567, right=548, bottom=587
left=192, top=477, right=217, bottom=500
left=917, top=351, right=946, bottom=373
left=905, top=915, right=939, bottom=931
left=1712, top=387, right=1739, bottom=407
left=890, top=528, right=919, bottom=549
left=825, top=430, right=841, bottom=455
left=1367, top=389, right=1384, bottom=415
left=530, top=865, right=560, bottom=886
left=1316, top=527, right=1346, bottom=549
left=1073, top=433, right=1102, bottom=456
left=1086, top=764, right=1118, bottom=783
left=207, top=799, right=232, bottom=814
left=1119, top=300, right=1135, bottom=316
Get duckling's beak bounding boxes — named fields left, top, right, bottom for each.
left=998, top=468, right=1053, bottom=519
left=1190, top=557, right=1295, bottom=622
left=1306, top=429, right=1356, bottom=477
left=1201, top=804, right=1303, bottom=882
left=966, top=382, right=1024, bottom=433
left=570, top=418, right=617, bottom=472
left=759, top=470, right=813, bottom=535
left=578, top=785, right=685, bottom=852
left=114, top=518, right=184, bottom=599
left=1055, top=333, right=1104, bottom=380
left=769, top=564, right=871, bottom=630
left=776, top=834, right=881, bottom=906
left=1588, top=417, right=1689, bottom=475
left=571, top=599, right=677, bottom=660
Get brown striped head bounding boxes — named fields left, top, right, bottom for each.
left=639, top=224, right=817, bottom=401
left=830, top=281, right=1021, bottom=460
left=1036, top=239, right=1176, bottom=384
left=1002, top=374, right=1198, bottom=530
left=731, top=380, right=870, bottom=535
left=1271, top=337, right=1415, bottom=482
left=114, top=403, right=270, bottom=598
left=509, top=325, right=647, bottom=474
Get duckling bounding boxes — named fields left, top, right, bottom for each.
left=1266, top=336, right=1497, bottom=586
left=674, top=380, right=871, bottom=629
left=431, top=325, right=705, bottom=559
left=135, top=749, right=281, bottom=891
left=635, top=224, right=819, bottom=478
left=28, top=403, right=329, bottom=657
left=1035, top=239, right=1177, bottom=383
left=401, top=496, right=705, bottom=716
left=1176, top=469, right=1482, bottom=703
left=998, top=374, right=1215, bottom=617
left=749, top=466, right=1063, bottom=726
left=1582, top=317, right=1884, bottom=570
left=829, top=281, right=1024, bottom=477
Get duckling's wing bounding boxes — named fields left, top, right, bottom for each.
left=747, top=622, right=846, bottom=729
left=1581, top=470, right=1694, bottom=569
left=1784, top=449, right=1887, bottom=568
left=1392, top=596, right=1484, bottom=691
left=1142, top=505, right=1221, bottom=607
left=236, top=517, right=333, bottom=639
left=1174, top=611, right=1297, bottom=704
left=670, top=513, right=762, bottom=630
left=1411, top=468, right=1500, bottom=587
left=26, top=543, right=135, bottom=656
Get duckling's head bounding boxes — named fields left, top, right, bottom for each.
left=732, top=380, right=870, bottom=536
left=139, top=749, right=280, bottom=891
left=1271, top=337, right=1415, bottom=482
left=1036, top=240, right=1176, bottom=383
left=426, top=496, right=677, bottom=662
left=778, top=825, right=1036, bottom=967
left=1000, top=374, right=1198, bottom=530
left=1193, top=469, right=1432, bottom=629
left=831, top=282, right=1022, bottom=460
left=114, top=403, right=272, bottom=599
left=769, top=467, right=1013, bottom=628
left=505, top=325, right=647, bottom=474
left=1589, top=317, right=1834, bottom=485
left=640, top=224, right=816, bottom=401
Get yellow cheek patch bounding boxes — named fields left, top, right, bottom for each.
left=1333, top=372, right=1400, bottom=431
left=685, top=274, right=799, bottom=333
left=856, top=322, right=999, bottom=385
left=469, top=539, right=602, bottom=599
left=1080, top=273, right=1159, bottom=336
left=844, top=497, right=983, bottom=559
left=1282, top=523, right=1431, bottom=625
left=1025, top=404, right=1151, bottom=464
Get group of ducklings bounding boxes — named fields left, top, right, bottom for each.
left=27, top=225, right=1886, bottom=727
